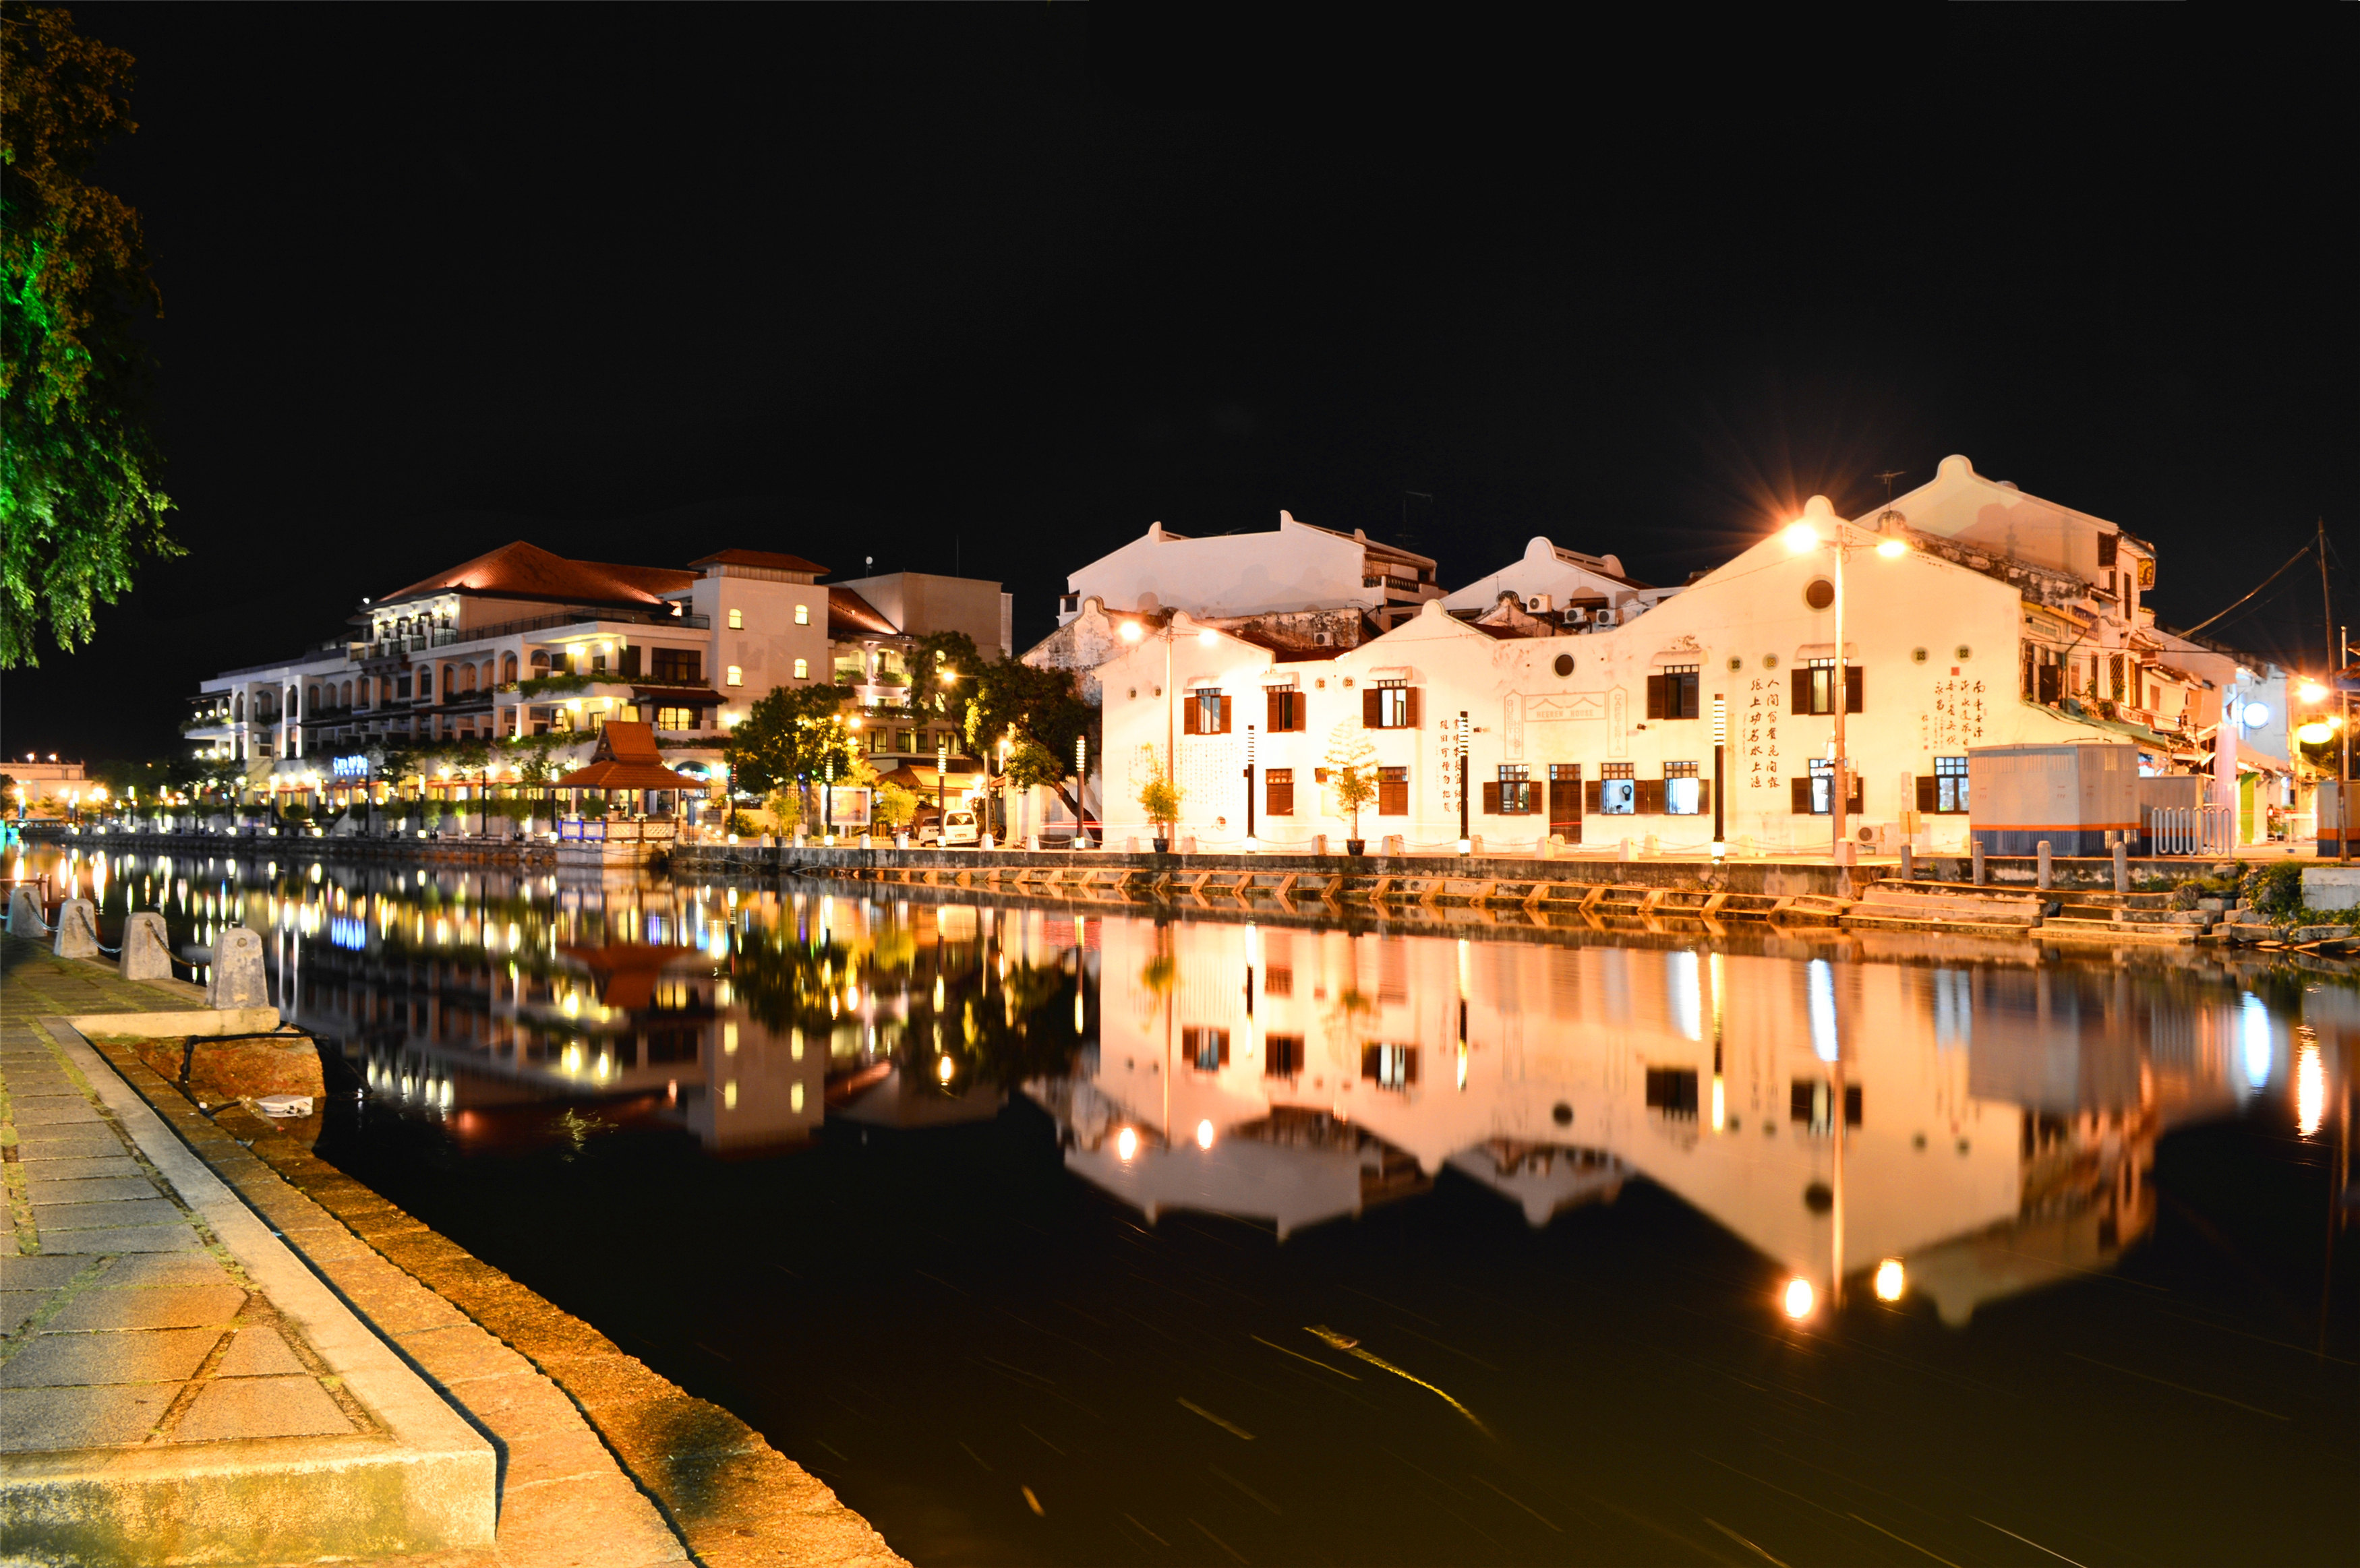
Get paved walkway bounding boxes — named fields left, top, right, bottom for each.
left=3, top=936, right=904, bottom=1568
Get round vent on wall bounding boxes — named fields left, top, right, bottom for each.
left=1552, top=653, right=1574, bottom=677
left=1803, top=578, right=1836, bottom=611
left=1955, top=644, right=1972, bottom=661
left=1912, top=647, right=1928, bottom=663
left=1763, top=655, right=1779, bottom=670
left=1727, top=656, right=1744, bottom=671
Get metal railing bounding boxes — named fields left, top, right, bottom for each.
left=2150, top=805, right=2235, bottom=855
left=557, top=816, right=678, bottom=844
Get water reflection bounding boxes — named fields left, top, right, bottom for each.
left=16, top=843, right=2353, bottom=1325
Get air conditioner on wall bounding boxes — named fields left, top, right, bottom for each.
left=1593, top=608, right=1617, bottom=627
left=1313, top=630, right=1333, bottom=646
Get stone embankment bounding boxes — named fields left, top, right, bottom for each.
left=1, top=935, right=905, bottom=1568
left=19, top=824, right=556, bottom=868
left=676, top=844, right=2358, bottom=957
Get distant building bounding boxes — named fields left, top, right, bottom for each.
left=1440, top=536, right=1681, bottom=630
left=181, top=540, right=1007, bottom=810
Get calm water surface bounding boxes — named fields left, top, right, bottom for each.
left=20, top=841, right=2358, bottom=1566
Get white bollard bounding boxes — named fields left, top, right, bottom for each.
left=2113, top=838, right=2129, bottom=893
left=1026, top=834, right=1040, bottom=851
left=1618, top=837, right=1634, bottom=862
left=896, top=832, right=911, bottom=849
left=121, top=911, right=173, bottom=980
left=206, top=926, right=270, bottom=1008
left=980, top=832, right=996, bottom=851
left=1469, top=835, right=1483, bottom=855
left=7, top=884, right=45, bottom=937
left=1313, top=835, right=1328, bottom=855
left=52, top=899, right=100, bottom=959
left=1972, top=838, right=1987, bottom=886
left=2036, top=840, right=2053, bottom=890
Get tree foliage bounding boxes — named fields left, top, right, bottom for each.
left=1324, top=721, right=1378, bottom=838
left=724, top=682, right=859, bottom=792
left=1, top=7, right=179, bottom=667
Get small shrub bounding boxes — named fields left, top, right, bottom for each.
left=2241, top=861, right=2305, bottom=918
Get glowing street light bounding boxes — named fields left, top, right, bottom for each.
left=1781, top=1277, right=1816, bottom=1321
left=1873, top=1259, right=1906, bottom=1302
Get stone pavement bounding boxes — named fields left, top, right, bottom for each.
left=2, top=935, right=904, bottom=1568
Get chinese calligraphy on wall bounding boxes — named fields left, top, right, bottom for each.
left=1743, top=678, right=1781, bottom=791
left=1919, top=677, right=1987, bottom=752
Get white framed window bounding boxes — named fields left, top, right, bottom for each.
left=727, top=608, right=743, bottom=630
left=792, top=658, right=808, bottom=680
left=794, top=604, right=810, bottom=625
left=727, top=665, right=745, bottom=687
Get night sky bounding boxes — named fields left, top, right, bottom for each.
left=7, top=7, right=2353, bottom=763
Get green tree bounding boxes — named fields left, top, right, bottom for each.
left=911, top=631, right=982, bottom=742
left=2, top=8, right=179, bottom=667
left=1138, top=761, right=1181, bottom=838
left=1324, top=721, right=1378, bottom=842
left=724, top=682, right=858, bottom=793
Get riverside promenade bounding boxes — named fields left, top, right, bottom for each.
left=1, top=935, right=904, bottom=1567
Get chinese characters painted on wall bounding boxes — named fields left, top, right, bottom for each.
left=1743, top=678, right=1781, bottom=791
left=1918, top=677, right=1987, bottom=752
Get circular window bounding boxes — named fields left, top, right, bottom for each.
left=1763, top=654, right=1779, bottom=670
left=1804, top=1182, right=1834, bottom=1214
left=1727, top=656, right=1744, bottom=672
left=1552, top=1102, right=1574, bottom=1126
left=1911, top=647, right=1928, bottom=664
left=1955, top=644, right=1972, bottom=661
left=1552, top=653, right=1574, bottom=678
left=1803, top=578, right=1836, bottom=611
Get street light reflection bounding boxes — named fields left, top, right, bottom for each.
left=1117, top=1126, right=1139, bottom=1162
left=1874, top=1259, right=1906, bottom=1302
left=1781, top=1277, right=1815, bottom=1320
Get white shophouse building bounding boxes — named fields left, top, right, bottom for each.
left=1092, top=457, right=2228, bottom=855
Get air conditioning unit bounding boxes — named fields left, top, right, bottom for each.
left=1313, top=630, right=1333, bottom=646
left=1526, top=594, right=1554, bottom=613
left=1593, top=607, right=1618, bottom=627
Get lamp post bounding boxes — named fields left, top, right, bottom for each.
left=1074, top=733, right=1090, bottom=850
left=1243, top=723, right=1257, bottom=850
left=1711, top=695, right=1728, bottom=857
left=1119, top=617, right=1212, bottom=843
left=1784, top=506, right=1907, bottom=862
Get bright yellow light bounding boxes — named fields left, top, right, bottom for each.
left=1875, top=538, right=1907, bottom=558
left=1119, top=622, right=1142, bottom=642
left=1197, top=628, right=1216, bottom=646
left=848, top=715, right=862, bottom=729
left=1196, top=1118, right=1214, bottom=1150
left=937, top=1054, right=955, bottom=1083
left=1782, top=1277, right=1816, bottom=1320
left=2297, top=680, right=2328, bottom=704
left=1117, top=1126, right=1139, bottom=1162
left=2296, top=1037, right=2324, bottom=1137
left=2297, top=721, right=2334, bottom=745
left=1783, top=522, right=1819, bottom=552
left=1874, top=1259, right=1906, bottom=1302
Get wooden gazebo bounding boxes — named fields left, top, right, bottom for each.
left=552, top=722, right=704, bottom=816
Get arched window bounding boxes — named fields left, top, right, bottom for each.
left=531, top=649, right=550, bottom=670
left=480, top=659, right=496, bottom=690
left=502, top=653, right=517, bottom=683
left=341, top=681, right=353, bottom=708
left=460, top=663, right=477, bottom=694
left=306, top=685, right=320, bottom=713
left=233, top=694, right=244, bottom=720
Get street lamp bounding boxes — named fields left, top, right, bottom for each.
left=1783, top=503, right=1908, bottom=862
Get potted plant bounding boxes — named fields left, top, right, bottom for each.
left=1324, top=721, right=1379, bottom=855
left=1138, top=764, right=1182, bottom=854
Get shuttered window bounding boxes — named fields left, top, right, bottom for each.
left=1361, top=1044, right=1418, bottom=1089
left=1378, top=766, right=1409, bottom=816
left=1182, top=1026, right=1230, bottom=1071
left=1645, top=1067, right=1700, bottom=1118
left=1597, top=761, right=1635, bottom=815
left=1792, top=661, right=1864, bottom=715
left=1266, top=767, right=1295, bottom=816
left=1664, top=761, right=1707, bottom=815
left=1798, top=760, right=1864, bottom=815
left=1365, top=682, right=1419, bottom=728
left=1184, top=690, right=1231, bottom=734
left=1495, top=765, right=1536, bottom=814
left=1264, top=1034, right=1304, bottom=1078
left=1914, top=755, right=1970, bottom=814
left=1646, top=665, right=1702, bottom=721
left=1790, top=1079, right=1863, bottom=1131
left=1265, top=690, right=1305, bottom=731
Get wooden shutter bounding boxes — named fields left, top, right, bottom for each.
left=1696, top=780, right=1711, bottom=814
left=1915, top=775, right=1938, bottom=812
left=2098, top=531, right=2118, bottom=568
left=1848, top=773, right=1864, bottom=813
left=1404, top=689, right=1420, bottom=727
left=1550, top=780, right=1579, bottom=822
left=1646, top=674, right=1666, bottom=719
left=2036, top=664, right=2061, bottom=704
left=1791, top=777, right=1812, bottom=814
left=1219, top=694, right=1233, bottom=733
left=1183, top=698, right=1201, bottom=735
left=1268, top=773, right=1293, bottom=814
left=1680, top=676, right=1701, bottom=720
left=1481, top=781, right=1500, bottom=814
left=1845, top=666, right=1864, bottom=713
left=1584, top=781, right=1602, bottom=814
left=1363, top=688, right=1382, bottom=725
left=1361, top=1045, right=1380, bottom=1081
left=620, top=646, right=642, bottom=680
left=1400, top=1048, right=1419, bottom=1085
left=1635, top=779, right=1665, bottom=814
left=1792, top=668, right=1812, bottom=713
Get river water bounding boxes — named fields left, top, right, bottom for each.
left=16, top=841, right=2357, bottom=1565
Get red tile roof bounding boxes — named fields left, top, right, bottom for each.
left=687, top=547, right=829, bottom=575
left=380, top=542, right=695, bottom=608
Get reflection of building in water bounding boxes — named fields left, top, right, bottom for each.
left=1035, top=919, right=2260, bottom=1317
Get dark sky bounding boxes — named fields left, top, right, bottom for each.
left=7, top=7, right=2353, bottom=762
